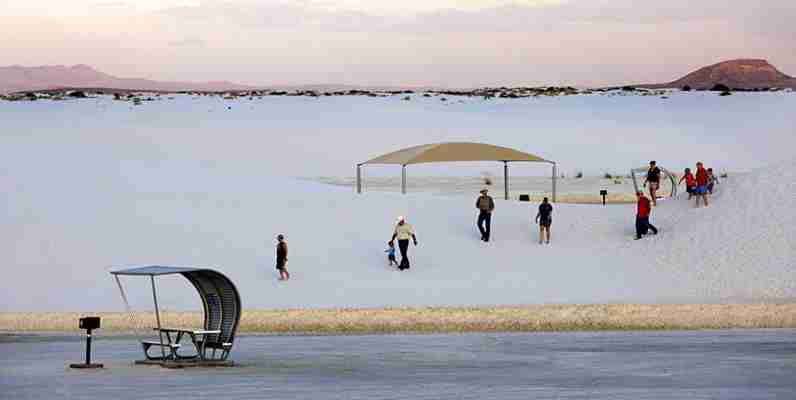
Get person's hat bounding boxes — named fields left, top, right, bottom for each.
left=480, top=188, right=488, bottom=194
left=396, top=215, right=405, bottom=223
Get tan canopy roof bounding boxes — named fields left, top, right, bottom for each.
left=361, top=142, right=552, bottom=165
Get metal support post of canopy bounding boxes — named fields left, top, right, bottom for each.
left=401, top=165, right=407, bottom=194
left=503, top=161, right=509, bottom=200
left=149, top=275, right=165, bottom=359
left=552, top=163, right=557, bottom=203
left=356, top=164, right=362, bottom=194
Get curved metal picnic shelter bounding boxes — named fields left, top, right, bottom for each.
left=356, top=142, right=557, bottom=201
left=111, top=266, right=241, bottom=364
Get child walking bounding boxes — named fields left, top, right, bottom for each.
left=385, top=241, right=397, bottom=267
left=707, top=168, right=719, bottom=194
left=679, top=168, right=696, bottom=199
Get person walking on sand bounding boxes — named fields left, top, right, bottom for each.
left=678, top=168, right=696, bottom=200
left=635, top=191, right=658, bottom=240
left=707, top=168, right=719, bottom=194
left=535, top=197, right=553, bottom=244
left=643, top=160, right=661, bottom=206
left=275, top=234, right=290, bottom=280
left=390, top=216, right=418, bottom=270
left=475, top=188, right=495, bottom=242
left=385, top=241, right=397, bottom=267
left=694, top=162, right=709, bottom=208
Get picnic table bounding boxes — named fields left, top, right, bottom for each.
left=146, top=327, right=222, bottom=361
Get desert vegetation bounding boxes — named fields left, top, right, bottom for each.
left=2, top=304, right=794, bottom=334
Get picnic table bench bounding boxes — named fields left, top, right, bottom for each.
left=142, top=328, right=222, bottom=361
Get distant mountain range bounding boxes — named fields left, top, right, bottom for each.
left=0, top=64, right=434, bottom=94
left=0, top=64, right=256, bottom=94
left=2, top=59, right=795, bottom=94
left=641, top=59, right=796, bottom=90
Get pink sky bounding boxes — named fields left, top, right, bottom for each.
left=1, top=0, right=794, bottom=87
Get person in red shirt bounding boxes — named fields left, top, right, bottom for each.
left=694, top=161, right=709, bottom=208
left=678, top=168, right=696, bottom=199
left=635, top=191, right=658, bottom=240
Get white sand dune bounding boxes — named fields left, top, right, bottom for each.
left=641, top=158, right=796, bottom=300
left=3, top=159, right=793, bottom=312
left=1, top=94, right=795, bottom=312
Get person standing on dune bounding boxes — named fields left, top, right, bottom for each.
left=695, top=162, right=710, bottom=208
left=475, top=189, right=495, bottom=242
left=535, top=197, right=553, bottom=244
left=643, top=160, right=661, bottom=206
left=707, top=168, right=719, bottom=195
left=679, top=168, right=696, bottom=199
left=390, top=216, right=418, bottom=270
left=275, top=234, right=290, bottom=281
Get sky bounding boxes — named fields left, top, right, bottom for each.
left=0, top=0, right=795, bottom=87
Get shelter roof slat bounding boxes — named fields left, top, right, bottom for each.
left=110, top=266, right=207, bottom=276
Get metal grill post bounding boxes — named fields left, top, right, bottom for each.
left=85, top=329, right=93, bottom=364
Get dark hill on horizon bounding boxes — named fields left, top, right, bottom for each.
left=641, top=59, right=796, bottom=90
left=0, top=64, right=435, bottom=94
left=0, top=64, right=256, bottom=94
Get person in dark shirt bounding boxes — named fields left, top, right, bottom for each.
left=475, top=189, right=495, bottom=242
left=275, top=234, right=290, bottom=281
left=643, top=160, right=661, bottom=206
left=535, top=197, right=553, bottom=244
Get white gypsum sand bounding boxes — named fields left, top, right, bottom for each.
left=0, top=93, right=794, bottom=313
left=0, top=158, right=793, bottom=312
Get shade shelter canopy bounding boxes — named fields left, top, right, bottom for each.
left=362, top=142, right=552, bottom=165
left=111, top=266, right=242, bottom=363
left=357, top=142, right=557, bottom=201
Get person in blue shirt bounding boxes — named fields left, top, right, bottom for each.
left=385, top=241, right=397, bottom=267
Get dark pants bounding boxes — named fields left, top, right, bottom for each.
left=635, top=217, right=658, bottom=239
left=478, top=211, right=492, bottom=241
left=398, top=239, right=410, bottom=270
